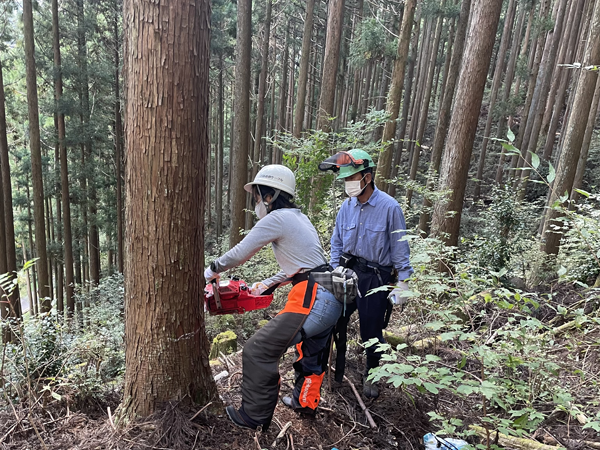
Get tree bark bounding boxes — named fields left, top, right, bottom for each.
left=0, top=59, right=19, bottom=332
left=122, top=0, right=218, bottom=418
left=509, top=0, right=551, bottom=180
left=317, top=0, right=345, bottom=132
left=541, top=0, right=586, bottom=161
left=274, top=25, right=289, bottom=165
left=216, top=53, right=224, bottom=241
left=52, top=0, right=75, bottom=315
left=253, top=0, right=272, bottom=177
left=473, top=0, right=517, bottom=200
left=229, top=0, right=252, bottom=248
left=517, top=0, right=568, bottom=199
left=495, top=1, right=528, bottom=183
left=76, top=0, right=101, bottom=287
left=570, top=75, right=600, bottom=205
left=294, top=0, right=316, bottom=137
left=113, top=0, right=125, bottom=275
left=418, top=0, right=471, bottom=234
left=374, top=0, right=417, bottom=192
left=541, top=0, right=600, bottom=255
left=407, top=6, right=445, bottom=206
left=23, top=0, right=51, bottom=311
left=430, top=0, right=503, bottom=250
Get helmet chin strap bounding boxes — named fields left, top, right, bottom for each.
left=256, top=186, right=281, bottom=212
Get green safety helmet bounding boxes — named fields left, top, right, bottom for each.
left=318, top=149, right=375, bottom=179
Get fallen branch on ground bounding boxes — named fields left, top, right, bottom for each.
left=343, top=375, right=376, bottom=429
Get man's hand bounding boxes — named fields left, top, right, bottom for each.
left=204, top=266, right=219, bottom=283
left=388, top=281, right=410, bottom=310
left=250, top=281, right=269, bottom=296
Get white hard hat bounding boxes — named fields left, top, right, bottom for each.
left=244, top=164, right=296, bottom=197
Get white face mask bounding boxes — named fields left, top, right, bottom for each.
left=345, top=175, right=367, bottom=197
left=255, top=201, right=268, bottom=219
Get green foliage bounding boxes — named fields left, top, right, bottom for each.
left=557, top=195, right=600, bottom=285
left=1, top=274, right=125, bottom=406
left=466, top=185, right=539, bottom=274
left=368, top=233, right=599, bottom=441
left=349, top=18, right=396, bottom=68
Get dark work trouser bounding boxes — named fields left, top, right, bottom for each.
left=333, top=265, right=392, bottom=381
left=241, top=278, right=334, bottom=423
left=291, top=326, right=333, bottom=411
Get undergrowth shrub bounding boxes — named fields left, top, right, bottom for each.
left=0, top=273, right=125, bottom=407
left=557, top=194, right=600, bottom=286
left=461, top=184, right=541, bottom=277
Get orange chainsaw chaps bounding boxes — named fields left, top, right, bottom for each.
left=298, top=372, right=325, bottom=410
left=278, top=280, right=317, bottom=315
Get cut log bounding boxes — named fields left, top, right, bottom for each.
left=469, top=425, right=565, bottom=450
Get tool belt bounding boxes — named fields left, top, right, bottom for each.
left=311, top=267, right=359, bottom=305
left=263, top=263, right=358, bottom=306
left=262, top=264, right=332, bottom=295
left=341, top=252, right=395, bottom=285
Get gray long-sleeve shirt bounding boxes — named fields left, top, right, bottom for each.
left=212, top=208, right=327, bottom=287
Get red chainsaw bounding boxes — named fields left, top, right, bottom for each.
left=205, top=276, right=275, bottom=315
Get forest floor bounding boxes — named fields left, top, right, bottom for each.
left=1, top=284, right=599, bottom=450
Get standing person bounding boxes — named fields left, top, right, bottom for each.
left=205, top=165, right=342, bottom=430
left=318, top=149, right=413, bottom=399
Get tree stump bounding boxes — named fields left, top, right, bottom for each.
left=209, top=330, right=237, bottom=360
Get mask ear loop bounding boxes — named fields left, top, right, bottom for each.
left=256, top=185, right=281, bottom=213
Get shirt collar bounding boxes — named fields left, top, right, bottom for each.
left=351, top=186, right=380, bottom=207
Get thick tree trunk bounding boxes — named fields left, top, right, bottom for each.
left=229, top=0, right=252, bottom=248
left=23, top=0, right=51, bottom=311
left=542, top=0, right=600, bottom=255
left=317, top=0, right=345, bottom=131
left=473, top=0, right=517, bottom=200
left=430, top=0, right=503, bottom=250
left=122, top=0, right=217, bottom=418
left=418, top=0, right=471, bottom=234
left=374, top=0, right=417, bottom=192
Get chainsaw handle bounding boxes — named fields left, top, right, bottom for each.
left=211, top=279, right=222, bottom=310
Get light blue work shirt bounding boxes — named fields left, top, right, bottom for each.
left=330, top=187, right=414, bottom=281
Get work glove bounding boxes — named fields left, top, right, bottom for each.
left=388, top=281, right=410, bottom=311
left=204, top=266, right=219, bottom=283
left=250, top=281, right=269, bottom=296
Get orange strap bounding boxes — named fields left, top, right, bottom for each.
left=278, top=279, right=317, bottom=316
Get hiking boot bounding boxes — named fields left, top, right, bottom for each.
left=362, top=379, right=379, bottom=399
left=363, top=368, right=380, bottom=399
left=281, top=395, right=317, bottom=416
left=226, top=405, right=270, bottom=431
